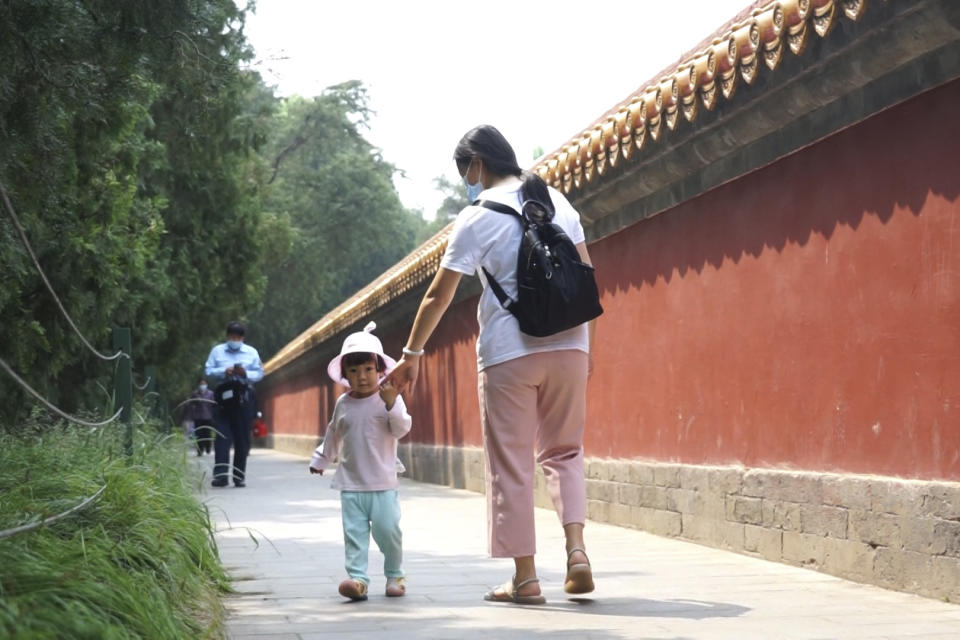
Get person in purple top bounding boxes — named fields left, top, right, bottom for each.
left=186, top=378, right=215, bottom=456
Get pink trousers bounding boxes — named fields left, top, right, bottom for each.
left=479, top=349, right=588, bottom=558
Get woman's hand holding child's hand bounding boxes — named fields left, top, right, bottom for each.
left=385, top=357, right=420, bottom=396
left=379, top=381, right=399, bottom=410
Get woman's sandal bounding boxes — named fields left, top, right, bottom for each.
left=483, top=575, right=547, bottom=605
left=564, top=547, right=595, bottom=595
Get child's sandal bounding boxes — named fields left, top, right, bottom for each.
left=338, top=578, right=368, bottom=601
left=386, top=576, right=406, bottom=597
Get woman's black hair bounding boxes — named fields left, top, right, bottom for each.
left=454, top=125, right=554, bottom=217
left=341, top=351, right=386, bottom=379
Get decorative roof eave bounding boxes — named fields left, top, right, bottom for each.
left=264, top=225, right=450, bottom=374
left=264, top=0, right=868, bottom=375
left=534, top=0, right=868, bottom=193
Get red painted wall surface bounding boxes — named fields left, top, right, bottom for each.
left=260, top=315, right=482, bottom=446
left=380, top=315, right=484, bottom=448
left=261, top=365, right=334, bottom=438
left=264, top=78, right=960, bottom=481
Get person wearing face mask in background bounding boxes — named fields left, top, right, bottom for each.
left=186, top=378, right=216, bottom=456
left=204, top=321, right=264, bottom=487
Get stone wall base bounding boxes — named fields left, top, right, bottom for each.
left=392, top=443, right=960, bottom=603
left=266, top=433, right=320, bottom=459
left=397, top=441, right=486, bottom=494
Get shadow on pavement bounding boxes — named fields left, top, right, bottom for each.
left=541, top=596, right=749, bottom=619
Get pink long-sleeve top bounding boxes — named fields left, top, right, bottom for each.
left=309, top=393, right=412, bottom=491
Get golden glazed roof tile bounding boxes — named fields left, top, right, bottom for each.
left=264, top=0, right=869, bottom=375
left=535, top=0, right=870, bottom=192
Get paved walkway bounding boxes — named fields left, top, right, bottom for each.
left=203, top=449, right=960, bottom=640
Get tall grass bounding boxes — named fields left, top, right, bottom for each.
left=0, top=416, right=228, bottom=639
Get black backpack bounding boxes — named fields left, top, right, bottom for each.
left=477, top=198, right=603, bottom=337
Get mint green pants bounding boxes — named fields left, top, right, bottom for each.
left=341, top=490, right=403, bottom=585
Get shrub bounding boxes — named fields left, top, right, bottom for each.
left=0, top=420, right=227, bottom=639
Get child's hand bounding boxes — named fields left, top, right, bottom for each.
left=379, top=381, right=398, bottom=410
left=385, top=356, right=420, bottom=396
left=309, top=466, right=323, bottom=475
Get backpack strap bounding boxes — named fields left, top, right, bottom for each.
left=481, top=266, right=515, bottom=311
left=474, top=199, right=522, bottom=311
left=474, top=199, right=522, bottom=219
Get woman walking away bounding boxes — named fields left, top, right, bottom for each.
left=387, top=125, right=598, bottom=605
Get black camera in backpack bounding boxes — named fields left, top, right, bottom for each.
left=214, top=375, right=249, bottom=410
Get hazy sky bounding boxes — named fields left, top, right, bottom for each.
left=241, top=0, right=752, bottom=216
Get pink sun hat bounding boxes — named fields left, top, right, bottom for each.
left=327, top=321, right=398, bottom=387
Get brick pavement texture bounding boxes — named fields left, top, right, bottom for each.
left=203, top=449, right=960, bottom=640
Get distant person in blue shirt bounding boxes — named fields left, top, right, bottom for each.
left=204, top=321, right=264, bottom=488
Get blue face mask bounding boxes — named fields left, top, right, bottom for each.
left=462, top=159, right=484, bottom=202
left=226, top=340, right=242, bottom=352
left=464, top=178, right=484, bottom=203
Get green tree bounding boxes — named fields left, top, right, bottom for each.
left=434, top=175, right=470, bottom=223
left=249, top=82, right=424, bottom=360
left=134, top=22, right=274, bottom=394
left=411, top=175, right=466, bottom=245
left=0, top=0, right=268, bottom=421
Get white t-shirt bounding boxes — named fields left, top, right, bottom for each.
left=440, top=178, right=590, bottom=371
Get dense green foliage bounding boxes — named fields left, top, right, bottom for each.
left=0, top=0, right=439, bottom=414
left=0, top=0, right=267, bottom=418
left=248, top=84, right=428, bottom=358
left=428, top=175, right=470, bottom=234
left=0, top=418, right=228, bottom=638
left=0, top=2, right=453, bottom=636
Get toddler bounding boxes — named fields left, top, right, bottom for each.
left=309, top=322, right=412, bottom=601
